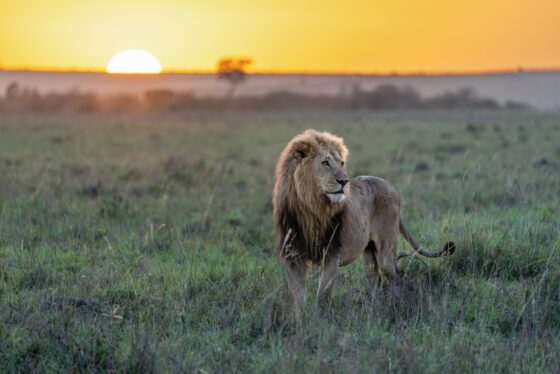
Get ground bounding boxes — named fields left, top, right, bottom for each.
left=0, top=110, right=559, bottom=372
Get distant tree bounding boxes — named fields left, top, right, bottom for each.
left=5, top=82, right=20, bottom=99
left=216, top=57, right=253, bottom=99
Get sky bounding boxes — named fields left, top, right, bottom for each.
left=1, top=0, right=559, bottom=73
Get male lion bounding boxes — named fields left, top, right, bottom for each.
left=273, top=129, right=455, bottom=309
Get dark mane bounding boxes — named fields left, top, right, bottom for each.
left=272, top=129, right=349, bottom=265
left=276, top=204, right=344, bottom=264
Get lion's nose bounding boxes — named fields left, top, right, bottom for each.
left=337, top=178, right=349, bottom=187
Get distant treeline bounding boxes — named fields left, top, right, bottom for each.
left=0, top=82, right=529, bottom=113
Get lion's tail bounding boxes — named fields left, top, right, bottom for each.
left=399, top=218, right=456, bottom=258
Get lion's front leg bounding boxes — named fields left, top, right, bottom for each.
left=316, top=255, right=339, bottom=308
left=285, top=260, right=308, bottom=318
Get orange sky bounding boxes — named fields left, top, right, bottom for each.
left=1, top=0, right=559, bottom=73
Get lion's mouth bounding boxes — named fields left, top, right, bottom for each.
left=328, top=189, right=344, bottom=195
left=326, top=189, right=346, bottom=203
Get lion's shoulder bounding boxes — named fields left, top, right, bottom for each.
left=350, top=176, right=400, bottom=211
left=353, top=176, right=398, bottom=194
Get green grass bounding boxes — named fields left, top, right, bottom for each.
left=1, top=110, right=559, bottom=372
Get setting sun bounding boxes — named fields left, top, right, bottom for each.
left=106, top=49, right=162, bottom=74
left=1, top=1, right=560, bottom=73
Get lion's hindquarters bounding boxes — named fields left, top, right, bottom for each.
left=369, top=183, right=400, bottom=279
left=371, top=232, right=400, bottom=280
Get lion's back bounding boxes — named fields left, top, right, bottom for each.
left=354, top=176, right=399, bottom=198
left=352, top=175, right=400, bottom=213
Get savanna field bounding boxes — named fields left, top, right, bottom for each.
left=1, top=110, right=559, bottom=372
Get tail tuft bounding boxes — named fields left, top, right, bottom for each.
left=442, top=241, right=456, bottom=256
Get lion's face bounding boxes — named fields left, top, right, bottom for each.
left=313, top=148, right=349, bottom=203
left=293, top=145, right=349, bottom=205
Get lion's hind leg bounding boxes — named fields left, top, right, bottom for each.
left=362, top=241, right=380, bottom=293
left=372, top=231, right=401, bottom=298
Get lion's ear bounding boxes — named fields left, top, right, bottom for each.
left=292, top=140, right=314, bottom=162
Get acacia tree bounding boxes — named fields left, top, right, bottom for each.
left=217, top=57, right=253, bottom=99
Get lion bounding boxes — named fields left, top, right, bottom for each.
left=272, top=129, right=455, bottom=309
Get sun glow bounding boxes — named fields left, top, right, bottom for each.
left=106, top=49, right=162, bottom=74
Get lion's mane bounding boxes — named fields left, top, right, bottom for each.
left=272, top=129, right=349, bottom=263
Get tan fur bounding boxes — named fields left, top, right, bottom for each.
left=272, top=129, right=455, bottom=309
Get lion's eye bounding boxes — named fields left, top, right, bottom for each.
left=341, top=161, right=345, bottom=167
left=322, top=160, right=330, bottom=167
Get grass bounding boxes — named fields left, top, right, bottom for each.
left=0, top=109, right=559, bottom=372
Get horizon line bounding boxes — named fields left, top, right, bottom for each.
left=2, top=66, right=560, bottom=77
